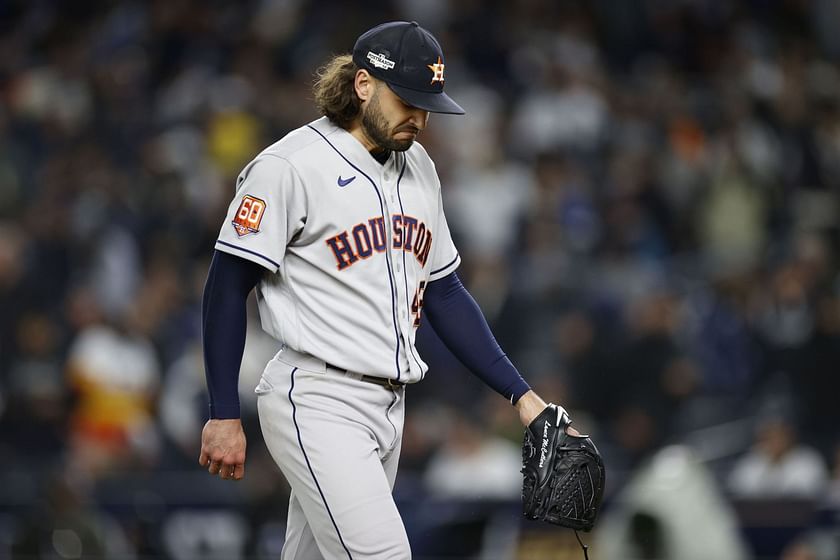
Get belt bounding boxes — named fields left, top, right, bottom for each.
left=277, top=347, right=405, bottom=389
left=329, top=365, right=406, bottom=389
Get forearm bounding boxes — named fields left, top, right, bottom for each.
left=202, top=250, right=264, bottom=419
left=423, top=272, right=531, bottom=404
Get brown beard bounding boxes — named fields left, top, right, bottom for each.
left=361, top=89, right=415, bottom=152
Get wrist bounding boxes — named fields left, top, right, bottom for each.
left=515, top=390, right=548, bottom=426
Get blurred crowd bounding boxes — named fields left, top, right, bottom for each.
left=1, top=0, right=840, bottom=558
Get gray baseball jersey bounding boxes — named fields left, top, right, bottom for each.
left=215, top=116, right=460, bottom=384
left=215, top=115, right=461, bottom=559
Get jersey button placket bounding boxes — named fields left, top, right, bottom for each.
left=384, top=167, right=399, bottom=271
left=384, top=165, right=396, bottom=203
left=381, top=176, right=407, bottom=363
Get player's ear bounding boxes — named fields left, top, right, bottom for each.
left=354, top=69, right=373, bottom=103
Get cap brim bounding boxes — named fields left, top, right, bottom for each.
left=387, top=83, right=465, bottom=115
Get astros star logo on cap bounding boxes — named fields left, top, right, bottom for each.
left=427, top=56, right=445, bottom=84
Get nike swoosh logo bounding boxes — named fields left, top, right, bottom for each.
left=337, top=175, right=356, bottom=187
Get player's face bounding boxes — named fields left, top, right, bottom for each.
left=361, top=81, right=429, bottom=152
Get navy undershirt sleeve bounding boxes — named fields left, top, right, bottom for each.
left=202, top=250, right=265, bottom=419
left=422, top=271, right=531, bottom=404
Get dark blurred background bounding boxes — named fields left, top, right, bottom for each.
left=1, top=0, right=839, bottom=558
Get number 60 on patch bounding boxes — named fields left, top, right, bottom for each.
left=232, top=195, right=266, bottom=237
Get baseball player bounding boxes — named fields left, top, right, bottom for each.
left=198, top=21, right=576, bottom=559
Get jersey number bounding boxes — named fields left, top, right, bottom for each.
left=411, top=281, right=427, bottom=327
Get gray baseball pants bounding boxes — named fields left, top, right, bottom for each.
left=256, top=348, right=409, bottom=559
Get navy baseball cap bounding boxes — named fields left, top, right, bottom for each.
left=353, top=21, right=465, bottom=115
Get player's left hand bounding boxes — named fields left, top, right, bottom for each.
left=199, top=418, right=247, bottom=480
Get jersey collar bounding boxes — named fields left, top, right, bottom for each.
left=309, top=117, right=399, bottom=174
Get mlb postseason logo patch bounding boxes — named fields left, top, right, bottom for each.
left=232, top=195, right=266, bottom=237
left=367, top=51, right=395, bottom=70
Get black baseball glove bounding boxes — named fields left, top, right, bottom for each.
left=521, top=404, right=605, bottom=531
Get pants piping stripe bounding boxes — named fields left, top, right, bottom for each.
left=288, top=367, right=353, bottom=559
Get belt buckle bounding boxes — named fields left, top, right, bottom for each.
left=386, top=378, right=402, bottom=389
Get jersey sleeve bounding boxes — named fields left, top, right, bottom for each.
left=427, top=189, right=461, bottom=281
left=215, top=155, right=307, bottom=272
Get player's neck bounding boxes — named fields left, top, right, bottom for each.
left=348, top=122, right=378, bottom=153
left=347, top=123, right=391, bottom=164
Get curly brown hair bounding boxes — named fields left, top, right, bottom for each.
left=312, top=54, right=361, bottom=130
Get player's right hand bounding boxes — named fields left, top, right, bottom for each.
left=199, top=418, right=247, bottom=481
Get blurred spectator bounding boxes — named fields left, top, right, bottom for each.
left=87, top=224, right=143, bottom=322
left=783, top=276, right=840, bottom=459
left=65, top=301, right=162, bottom=478
left=683, top=271, right=761, bottom=398
left=728, top=415, right=829, bottom=499
left=0, top=312, right=68, bottom=469
left=444, top=119, right=537, bottom=318
left=596, top=445, right=749, bottom=560
left=509, top=31, right=608, bottom=157
left=423, top=407, right=522, bottom=500
left=696, top=139, right=768, bottom=274
left=599, top=290, right=700, bottom=467
left=551, top=309, right=602, bottom=399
